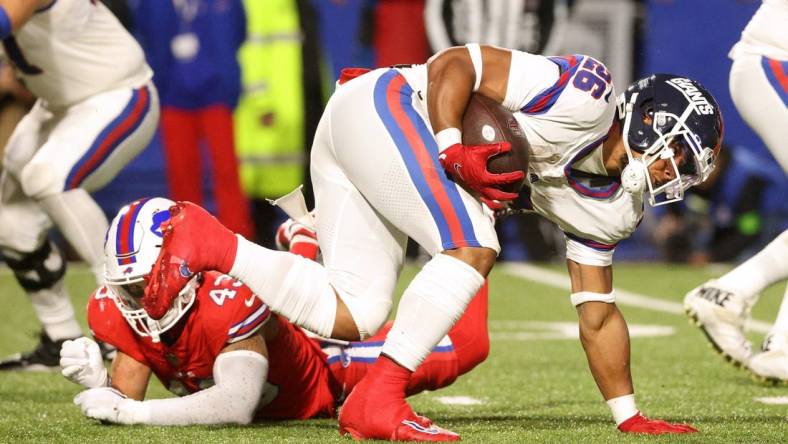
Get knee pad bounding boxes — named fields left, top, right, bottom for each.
left=20, top=161, right=63, bottom=199
left=2, top=241, right=66, bottom=292
left=336, top=277, right=395, bottom=340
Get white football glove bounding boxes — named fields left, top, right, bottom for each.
left=60, top=337, right=108, bottom=388
left=74, top=387, right=149, bottom=424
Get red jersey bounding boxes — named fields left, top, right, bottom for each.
left=87, top=271, right=339, bottom=419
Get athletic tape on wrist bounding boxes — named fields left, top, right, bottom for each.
left=435, top=127, right=461, bottom=152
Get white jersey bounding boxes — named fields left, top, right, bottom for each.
left=504, top=51, right=640, bottom=265
left=729, top=0, right=788, bottom=61
left=397, top=51, right=638, bottom=265
left=2, top=0, right=152, bottom=108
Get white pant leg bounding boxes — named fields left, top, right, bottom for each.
left=310, top=69, right=498, bottom=337
left=15, top=81, right=159, bottom=199
left=730, top=55, right=788, bottom=173
left=324, top=69, right=498, bottom=255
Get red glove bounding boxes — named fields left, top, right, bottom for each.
left=275, top=218, right=319, bottom=261
left=438, top=142, right=524, bottom=202
left=618, top=412, right=698, bottom=434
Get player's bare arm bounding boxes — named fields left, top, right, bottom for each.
left=426, top=45, right=511, bottom=132
left=0, top=0, right=52, bottom=33
left=109, top=351, right=151, bottom=401
left=566, top=260, right=634, bottom=399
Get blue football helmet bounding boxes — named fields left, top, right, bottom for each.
left=618, top=74, right=724, bottom=206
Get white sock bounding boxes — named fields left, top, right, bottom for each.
left=607, top=394, right=638, bottom=425
left=230, top=236, right=337, bottom=337
left=381, top=254, right=484, bottom=371
left=29, top=278, right=82, bottom=340
left=39, top=189, right=108, bottom=284
left=717, top=229, right=788, bottom=301
left=768, top=285, right=788, bottom=339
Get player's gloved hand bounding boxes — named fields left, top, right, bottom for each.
left=144, top=201, right=237, bottom=320
left=618, top=412, right=698, bottom=434
left=74, top=387, right=149, bottom=425
left=438, top=142, right=525, bottom=202
left=275, top=217, right=319, bottom=261
left=60, top=337, right=108, bottom=388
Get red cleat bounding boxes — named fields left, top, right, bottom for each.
left=144, top=201, right=238, bottom=319
left=618, top=412, right=698, bottom=434
left=338, top=356, right=460, bottom=442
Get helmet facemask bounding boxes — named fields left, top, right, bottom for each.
left=103, top=197, right=194, bottom=343
left=619, top=91, right=717, bottom=206
left=107, top=274, right=200, bottom=343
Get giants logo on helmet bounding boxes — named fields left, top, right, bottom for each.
left=666, top=78, right=715, bottom=115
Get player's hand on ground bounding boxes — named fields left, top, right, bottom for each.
left=275, top=217, right=318, bottom=260
left=144, top=201, right=238, bottom=320
left=60, top=337, right=108, bottom=388
left=438, top=142, right=524, bottom=202
left=74, top=387, right=148, bottom=425
left=618, top=412, right=698, bottom=434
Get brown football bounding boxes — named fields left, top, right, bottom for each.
left=461, top=94, right=530, bottom=194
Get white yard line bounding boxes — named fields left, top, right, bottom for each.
left=500, top=263, right=772, bottom=334
left=435, top=396, right=485, bottom=406
left=754, top=396, right=788, bottom=405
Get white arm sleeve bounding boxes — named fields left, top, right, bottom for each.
left=565, top=236, right=615, bottom=266
left=128, top=350, right=268, bottom=426
left=502, top=50, right=561, bottom=112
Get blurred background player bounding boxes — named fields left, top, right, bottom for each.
left=145, top=43, right=720, bottom=437
left=0, top=0, right=159, bottom=370
left=132, top=0, right=255, bottom=238
left=684, top=0, right=788, bottom=382
left=61, top=198, right=489, bottom=427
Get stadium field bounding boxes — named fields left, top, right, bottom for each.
left=0, top=263, right=785, bottom=443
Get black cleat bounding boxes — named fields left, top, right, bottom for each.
left=0, top=332, right=69, bottom=372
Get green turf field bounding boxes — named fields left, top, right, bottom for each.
left=0, top=263, right=786, bottom=443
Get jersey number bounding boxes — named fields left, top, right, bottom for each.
left=572, top=57, right=610, bottom=100
left=209, top=274, right=244, bottom=306
left=2, top=37, right=43, bottom=75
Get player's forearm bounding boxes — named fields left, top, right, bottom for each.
left=427, top=47, right=477, bottom=134
left=119, top=351, right=268, bottom=425
left=577, top=302, right=634, bottom=400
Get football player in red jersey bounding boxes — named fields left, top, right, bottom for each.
left=62, top=198, right=488, bottom=428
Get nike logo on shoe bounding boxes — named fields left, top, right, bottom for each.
left=696, top=286, right=733, bottom=307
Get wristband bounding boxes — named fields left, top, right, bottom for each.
left=435, top=128, right=461, bottom=152
left=0, top=6, right=12, bottom=39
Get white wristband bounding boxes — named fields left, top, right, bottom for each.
left=435, top=127, right=461, bottom=152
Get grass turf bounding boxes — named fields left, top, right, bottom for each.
left=0, top=263, right=786, bottom=442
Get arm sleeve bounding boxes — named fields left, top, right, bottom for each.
left=131, top=350, right=268, bottom=425
left=502, top=50, right=560, bottom=112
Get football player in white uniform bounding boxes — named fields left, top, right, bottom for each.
left=145, top=44, right=721, bottom=439
left=0, top=0, right=158, bottom=370
left=684, top=0, right=788, bottom=382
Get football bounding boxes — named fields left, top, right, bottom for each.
left=461, top=93, right=530, bottom=194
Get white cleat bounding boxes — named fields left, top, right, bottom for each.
left=748, top=334, right=788, bottom=384
left=684, top=280, right=753, bottom=367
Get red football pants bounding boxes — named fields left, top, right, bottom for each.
left=159, top=105, right=254, bottom=238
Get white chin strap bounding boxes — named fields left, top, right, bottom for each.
left=620, top=93, right=649, bottom=195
